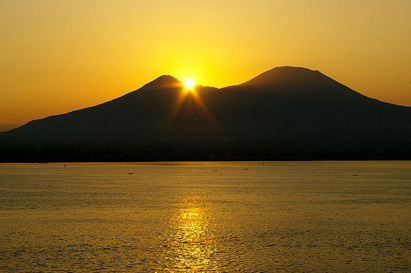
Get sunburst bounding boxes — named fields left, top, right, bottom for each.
left=183, top=78, right=196, bottom=89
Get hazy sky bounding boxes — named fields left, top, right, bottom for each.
left=1, top=0, right=411, bottom=126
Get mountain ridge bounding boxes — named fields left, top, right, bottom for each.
left=1, top=66, right=410, bottom=162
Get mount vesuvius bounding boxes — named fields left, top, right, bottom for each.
left=1, top=66, right=410, bottom=162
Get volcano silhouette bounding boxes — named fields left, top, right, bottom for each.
left=1, top=66, right=410, bottom=161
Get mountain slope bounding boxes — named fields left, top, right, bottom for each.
left=1, top=67, right=410, bottom=161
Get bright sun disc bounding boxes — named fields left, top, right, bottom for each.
left=183, top=78, right=196, bottom=89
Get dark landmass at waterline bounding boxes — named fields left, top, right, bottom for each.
left=1, top=66, right=410, bottom=162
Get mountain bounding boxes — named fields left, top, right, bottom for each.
left=0, top=123, right=21, bottom=132
left=1, top=66, right=410, bottom=162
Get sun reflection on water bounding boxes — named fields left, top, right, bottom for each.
left=161, top=198, right=217, bottom=272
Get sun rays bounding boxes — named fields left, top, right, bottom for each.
left=160, top=78, right=224, bottom=145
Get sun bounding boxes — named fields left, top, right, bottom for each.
left=183, top=78, right=196, bottom=89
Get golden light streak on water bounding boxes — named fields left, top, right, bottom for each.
left=161, top=196, right=218, bottom=272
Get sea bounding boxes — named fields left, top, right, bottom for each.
left=0, top=161, right=410, bottom=272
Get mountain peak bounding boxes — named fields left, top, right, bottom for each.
left=143, top=75, right=182, bottom=89
left=242, top=66, right=322, bottom=87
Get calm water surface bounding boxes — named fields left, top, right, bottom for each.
left=0, top=161, right=410, bottom=272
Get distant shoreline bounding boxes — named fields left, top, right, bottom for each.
left=1, top=160, right=410, bottom=166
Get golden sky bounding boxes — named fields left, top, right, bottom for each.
left=1, top=0, right=411, bottom=126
